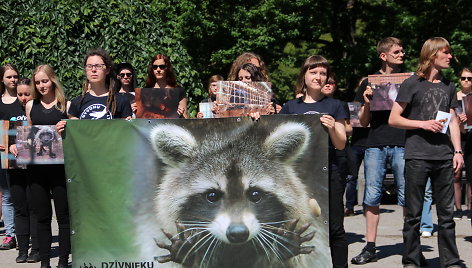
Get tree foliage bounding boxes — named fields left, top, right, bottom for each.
left=1, top=0, right=471, bottom=115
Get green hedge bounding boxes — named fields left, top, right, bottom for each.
left=0, top=0, right=204, bottom=117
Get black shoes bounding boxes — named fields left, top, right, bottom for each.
left=453, top=210, right=463, bottom=220
left=351, top=246, right=378, bottom=264
left=27, top=249, right=40, bottom=262
left=16, top=252, right=28, bottom=263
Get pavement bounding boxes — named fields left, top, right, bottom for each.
left=0, top=205, right=471, bottom=268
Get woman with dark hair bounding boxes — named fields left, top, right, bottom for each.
left=0, top=64, right=22, bottom=251
left=228, top=52, right=270, bottom=82
left=143, top=54, right=187, bottom=118
left=455, top=66, right=472, bottom=220
left=57, top=49, right=132, bottom=134
left=7, top=77, right=40, bottom=263
left=279, top=55, right=348, bottom=268
left=235, top=63, right=264, bottom=82
left=115, top=62, right=137, bottom=114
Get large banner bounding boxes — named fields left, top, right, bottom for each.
left=63, top=115, right=330, bottom=268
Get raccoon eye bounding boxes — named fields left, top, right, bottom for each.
left=206, top=191, right=222, bottom=203
left=249, top=190, right=263, bottom=203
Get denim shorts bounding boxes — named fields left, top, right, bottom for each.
left=363, top=146, right=405, bottom=207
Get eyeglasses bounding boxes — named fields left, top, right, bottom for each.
left=85, top=64, right=106, bottom=70
left=119, top=73, right=132, bottom=78
left=152, top=64, right=167, bottom=70
left=460, top=77, right=472, bottom=81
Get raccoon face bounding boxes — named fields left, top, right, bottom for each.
left=177, top=163, right=289, bottom=244
left=150, top=121, right=311, bottom=246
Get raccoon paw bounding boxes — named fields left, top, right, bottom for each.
left=276, top=219, right=316, bottom=260
left=155, top=225, right=199, bottom=266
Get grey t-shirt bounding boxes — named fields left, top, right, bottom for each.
left=395, top=75, right=458, bottom=160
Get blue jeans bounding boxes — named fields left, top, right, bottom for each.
left=1, top=169, right=15, bottom=237
left=420, top=178, right=433, bottom=233
left=345, top=145, right=366, bottom=210
left=363, top=146, right=405, bottom=207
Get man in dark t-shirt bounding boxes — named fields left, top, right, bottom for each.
left=389, top=37, right=462, bottom=268
left=351, top=37, right=407, bottom=265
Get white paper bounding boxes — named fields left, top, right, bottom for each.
left=435, top=111, right=452, bottom=134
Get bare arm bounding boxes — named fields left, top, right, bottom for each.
left=388, top=102, right=444, bottom=132
left=359, top=86, right=372, bottom=127
left=25, top=100, right=33, bottom=125
left=320, top=115, right=346, bottom=150
left=345, top=119, right=353, bottom=137
left=178, top=97, right=188, bottom=119
left=449, top=108, right=464, bottom=174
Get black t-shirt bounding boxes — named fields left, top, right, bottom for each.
left=69, top=92, right=132, bottom=119
left=350, top=127, right=370, bottom=147
left=395, top=75, right=458, bottom=160
left=354, top=72, right=406, bottom=147
left=30, top=99, right=68, bottom=125
left=0, top=99, right=27, bottom=121
left=279, top=96, right=348, bottom=120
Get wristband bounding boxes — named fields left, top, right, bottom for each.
left=454, top=150, right=464, bottom=155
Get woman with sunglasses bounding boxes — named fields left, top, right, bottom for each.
left=57, top=49, right=132, bottom=133
left=454, top=67, right=472, bottom=221
left=143, top=54, right=188, bottom=118
left=115, top=62, right=137, bottom=114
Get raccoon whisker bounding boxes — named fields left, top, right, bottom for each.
left=181, top=232, right=214, bottom=265
left=259, top=219, right=292, bottom=225
left=260, top=228, right=301, bottom=248
left=176, top=220, right=212, bottom=225
left=171, top=227, right=209, bottom=241
left=258, top=231, right=285, bottom=264
left=199, top=236, right=218, bottom=268
left=254, top=234, right=273, bottom=263
left=203, top=239, right=221, bottom=268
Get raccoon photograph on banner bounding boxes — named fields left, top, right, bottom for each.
left=63, top=114, right=330, bottom=268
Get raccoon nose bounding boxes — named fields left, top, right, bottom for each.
left=226, top=223, right=249, bottom=243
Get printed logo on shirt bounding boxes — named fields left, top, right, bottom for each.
left=80, top=104, right=112, bottom=119
left=9, top=115, right=28, bottom=121
left=304, top=111, right=321, bottom=115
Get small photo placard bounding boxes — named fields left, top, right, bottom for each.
left=435, top=111, right=451, bottom=134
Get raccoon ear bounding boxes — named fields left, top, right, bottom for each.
left=263, top=122, right=310, bottom=163
left=149, top=124, right=197, bottom=167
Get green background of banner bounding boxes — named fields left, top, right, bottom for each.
left=63, top=120, right=137, bottom=260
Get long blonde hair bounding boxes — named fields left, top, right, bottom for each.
left=416, top=37, right=451, bottom=79
left=31, top=65, right=67, bottom=112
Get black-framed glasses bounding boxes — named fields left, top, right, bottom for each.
left=85, top=64, right=106, bottom=70
left=152, top=64, right=167, bottom=70
left=460, top=77, right=472, bottom=81
left=119, top=73, right=132, bottom=78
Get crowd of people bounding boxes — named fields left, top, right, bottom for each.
left=0, top=36, right=471, bottom=268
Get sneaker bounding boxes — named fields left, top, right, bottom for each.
left=27, top=249, right=40, bottom=263
left=351, top=246, right=378, bottom=264
left=421, top=231, right=432, bottom=238
left=0, top=236, right=17, bottom=250
left=403, top=264, right=419, bottom=268
left=453, top=210, right=463, bottom=220
left=16, top=252, right=28, bottom=263
left=344, top=208, right=355, bottom=217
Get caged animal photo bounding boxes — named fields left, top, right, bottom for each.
left=15, top=125, right=64, bottom=164
left=135, top=116, right=330, bottom=268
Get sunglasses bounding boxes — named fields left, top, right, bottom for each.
left=119, top=73, right=132, bottom=78
left=152, top=64, right=167, bottom=70
left=460, top=77, right=472, bottom=81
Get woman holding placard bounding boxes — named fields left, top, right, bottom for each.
left=26, top=64, right=70, bottom=268
left=141, top=54, right=188, bottom=118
